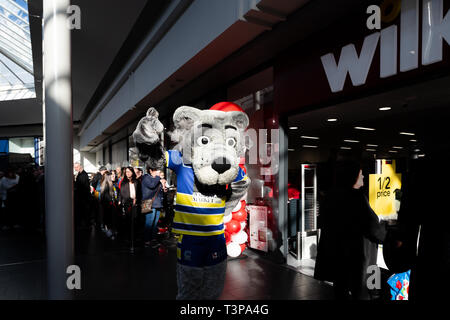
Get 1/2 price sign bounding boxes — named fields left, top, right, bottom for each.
left=369, top=160, right=402, bottom=220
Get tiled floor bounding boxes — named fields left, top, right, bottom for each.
left=0, top=228, right=334, bottom=300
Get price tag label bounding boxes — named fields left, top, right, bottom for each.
left=369, top=160, right=402, bottom=219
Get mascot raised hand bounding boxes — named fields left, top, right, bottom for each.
left=132, top=102, right=250, bottom=300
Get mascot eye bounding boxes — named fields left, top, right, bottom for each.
left=197, top=136, right=210, bottom=146
left=226, top=138, right=237, bottom=147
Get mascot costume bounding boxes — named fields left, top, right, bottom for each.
left=132, top=102, right=250, bottom=300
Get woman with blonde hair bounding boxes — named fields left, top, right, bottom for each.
left=99, top=171, right=118, bottom=238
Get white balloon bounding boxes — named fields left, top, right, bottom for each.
left=227, top=242, right=241, bottom=257
left=223, top=214, right=232, bottom=224
left=240, top=221, right=246, bottom=230
left=232, top=201, right=241, bottom=213
left=231, top=230, right=248, bottom=245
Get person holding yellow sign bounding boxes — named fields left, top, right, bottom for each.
left=315, top=160, right=387, bottom=300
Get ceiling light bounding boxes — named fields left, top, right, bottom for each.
left=354, top=126, right=376, bottom=131
left=379, top=106, right=391, bottom=111
left=301, top=136, right=320, bottom=140
left=340, top=147, right=352, bottom=150
left=410, top=139, right=417, bottom=142
left=389, top=150, right=398, bottom=153
left=418, top=154, right=425, bottom=158
left=393, top=146, right=403, bottom=149
left=400, top=132, right=415, bottom=136
left=367, top=144, right=378, bottom=147
left=414, top=149, right=420, bottom=152
left=366, top=148, right=376, bottom=152
left=343, top=139, right=359, bottom=143
left=327, top=118, right=338, bottom=122
left=289, top=126, right=299, bottom=130
left=302, top=145, right=318, bottom=148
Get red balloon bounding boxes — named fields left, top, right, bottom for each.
left=225, top=219, right=241, bottom=234
left=232, top=207, right=247, bottom=222
left=224, top=231, right=231, bottom=244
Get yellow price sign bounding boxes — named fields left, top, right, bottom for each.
left=369, top=160, right=402, bottom=219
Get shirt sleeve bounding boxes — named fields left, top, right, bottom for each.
left=165, top=150, right=183, bottom=173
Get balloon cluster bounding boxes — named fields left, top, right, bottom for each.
left=224, top=200, right=248, bottom=257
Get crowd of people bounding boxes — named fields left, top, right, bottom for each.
left=73, top=162, right=174, bottom=249
left=0, top=166, right=45, bottom=232
left=0, top=161, right=174, bottom=252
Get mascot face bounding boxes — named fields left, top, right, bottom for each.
left=172, top=107, right=249, bottom=186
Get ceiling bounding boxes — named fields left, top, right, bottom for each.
left=0, top=0, right=148, bottom=130
left=288, top=74, right=450, bottom=160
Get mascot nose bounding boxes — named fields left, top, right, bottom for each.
left=211, top=157, right=231, bottom=174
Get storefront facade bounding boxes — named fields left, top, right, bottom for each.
left=83, top=0, right=450, bottom=268
left=270, top=0, right=450, bottom=269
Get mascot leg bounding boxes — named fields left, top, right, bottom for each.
left=176, top=234, right=227, bottom=300
left=203, top=259, right=227, bottom=299
left=176, top=263, right=203, bottom=300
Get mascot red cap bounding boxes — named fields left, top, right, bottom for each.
left=210, top=102, right=247, bottom=171
left=209, top=101, right=244, bottom=112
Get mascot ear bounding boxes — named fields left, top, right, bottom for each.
left=229, top=111, right=249, bottom=130
left=173, top=106, right=202, bottom=130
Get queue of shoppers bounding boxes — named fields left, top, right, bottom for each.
left=0, top=166, right=45, bottom=232
left=73, top=163, right=171, bottom=250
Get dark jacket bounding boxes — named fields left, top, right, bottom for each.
left=74, top=170, right=90, bottom=201
left=141, top=174, right=163, bottom=209
left=314, top=188, right=387, bottom=297
left=90, top=172, right=102, bottom=189
left=119, top=179, right=142, bottom=207
left=395, top=154, right=450, bottom=301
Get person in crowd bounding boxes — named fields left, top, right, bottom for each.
left=91, top=165, right=107, bottom=194
left=141, top=167, right=165, bottom=247
left=118, top=167, right=127, bottom=189
left=158, top=171, right=171, bottom=234
left=90, top=165, right=107, bottom=228
left=119, top=167, right=142, bottom=248
left=314, top=160, right=387, bottom=300
left=99, top=171, right=119, bottom=239
left=0, top=168, right=20, bottom=231
left=111, top=170, right=120, bottom=239
left=134, top=167, right=143, bottom=183
left=74, top=162, right=90, bottom=229
left=390, top=140, right=450, bottom=301
left=17, top=167, right=37, bottom=229
left=115, top=166, right=123, bottom=187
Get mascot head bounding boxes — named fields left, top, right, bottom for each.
left=171, top=102, right=249, bottom=186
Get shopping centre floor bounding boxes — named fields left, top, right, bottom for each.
left=0, top=227, right=334, bottom=300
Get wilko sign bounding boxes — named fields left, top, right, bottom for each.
left=274, top=0, right=450, bottom=114
left=321, top=0, right=450, bottom=93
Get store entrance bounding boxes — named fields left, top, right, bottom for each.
left=285, top=75, right=450, bottom=275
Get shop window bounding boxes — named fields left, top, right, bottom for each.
left=287, top=76, right=450, bottom=269
left=227, top=68, right=282, bottom=254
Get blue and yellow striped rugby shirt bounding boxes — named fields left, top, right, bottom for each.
left=166, top=150, right=247, bottom=237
